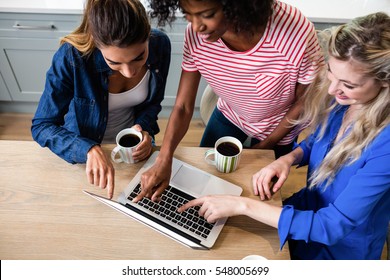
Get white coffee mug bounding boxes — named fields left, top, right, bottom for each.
left=111, top=128, right=143, bottom=163
left=205, top=136, right=243, bottom=173
left=242, top=255, right=268, bottom=260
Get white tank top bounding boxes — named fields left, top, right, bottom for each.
left=103, top=70, right=150, bottom=143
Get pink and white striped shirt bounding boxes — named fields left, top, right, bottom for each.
left=182, top=1, right=323, bottom=144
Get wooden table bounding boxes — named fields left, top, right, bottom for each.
left=0, top=140, right=290, bottom=260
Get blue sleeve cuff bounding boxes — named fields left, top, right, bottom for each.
left=278, top=205, right=316, bottom=250
left=278, top=205, right=295, bottom=250
left=296, top=141, right=310, bottom=167
left=72, top=138, right=98, bottom=163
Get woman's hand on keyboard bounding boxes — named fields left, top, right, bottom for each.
left=133, top=155, right=173, bottom=202
left=178, top=195, right=281, bottom=228
left=178, top=195, right=244, bottom=223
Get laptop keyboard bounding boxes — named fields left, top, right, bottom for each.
left=127, top=184, right=215, bottom=239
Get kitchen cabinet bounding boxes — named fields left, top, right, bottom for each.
left=0, top=70, right=11, bottom=101
left=1, top=0, right=388, bottom=114
left=0, top=12, right=207, bottom=117
left=0, top=12, right=81, bottom=105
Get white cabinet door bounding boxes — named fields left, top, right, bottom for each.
left=0, top=70, right=11, bottom=101
left=0, top=37, right=58, bottom=101
left=0, top=12, right=81, bottom=104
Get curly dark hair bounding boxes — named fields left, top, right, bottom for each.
left=147, top=0, right=274, bottom=33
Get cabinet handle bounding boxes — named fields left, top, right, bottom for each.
left=12, top=23, right=56, bottom=30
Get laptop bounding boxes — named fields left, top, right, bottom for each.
left=84, top=151, right=242, bottom=250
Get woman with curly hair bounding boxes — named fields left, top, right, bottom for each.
left=135, top=0, right=323, bottom=202
left=180, top=12, right=390, bottom=259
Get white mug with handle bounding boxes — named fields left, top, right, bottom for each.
left=205, top=136, right=243, bottom=173
left=111, top=128, right=143, bottom=164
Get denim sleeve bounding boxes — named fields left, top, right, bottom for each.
left=278, top=128, right=390, bottom=248
left=134, top=31, right=171, bottom=138
left=31, top=45, right=97, bottom=164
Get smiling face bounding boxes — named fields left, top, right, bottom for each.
left=180, top=0, right=228, bottom=42
left=326, top=56, right=387, bottom=109
left=99, top=40, right=149, bottom=78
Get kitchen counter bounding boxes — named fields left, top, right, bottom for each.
left=1, top=0, right=389, bottom=21
left=0, top=0, right=154, bottom=14
left=0, top=0, right=390, bottom=23
left=283, top=0, right=390, bottom=23
left=0, top=0, right=84, bottom=14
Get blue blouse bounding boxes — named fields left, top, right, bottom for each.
left=31, top=29, right=171, bottom=164
left=278, top=105, right=390, bottom=259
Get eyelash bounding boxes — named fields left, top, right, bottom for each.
left=203, top=13, right=215, bottom=19
left=344, top=84, right=355, bottom=90
left=108, top=56, right=143, bottom=65
left=182, top=12, right=215, bottom=20
left=327, top=69, right=356, bottom=90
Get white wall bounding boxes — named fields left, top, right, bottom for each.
left=282, top=0, right=390, bottom=23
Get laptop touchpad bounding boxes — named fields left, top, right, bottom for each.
left=171, top=165, right=209, bottom=196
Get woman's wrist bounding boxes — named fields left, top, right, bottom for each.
left=278, top=147, right=302, bottom=167
left=240, top=197, right=257, bottom=216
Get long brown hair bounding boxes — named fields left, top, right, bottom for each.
left=61, top=0, right=150, bottom=55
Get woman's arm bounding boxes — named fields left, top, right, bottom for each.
left=31, top=44, right=98, bottom=164
left=280, top=129, right=390, bottom=246
left=252, top=83, right=308, bottom=149
left=178, top=195, right=282, bottom=228
left=134, top=70, right=201, bottom=202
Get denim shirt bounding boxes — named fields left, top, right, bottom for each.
left=31, top=29, right=171, bottom=164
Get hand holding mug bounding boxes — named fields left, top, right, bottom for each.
left=130, top=125, right=153, bottom=162
left=111, top=125, right=152, bottom=164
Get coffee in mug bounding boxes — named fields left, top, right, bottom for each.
left=111, top=128, right=143, bottom=163
left=205, top=136, right=243, bottom=173
left=216, top=142, right=240, bottom=156
left=119, top=134, right=141, bottom=147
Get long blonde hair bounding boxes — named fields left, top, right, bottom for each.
left=297, top=12, right=390, bottom=188
left=60, top=0, right=150, bottom=55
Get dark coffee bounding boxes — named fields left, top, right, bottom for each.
left=216, top=142, right=240, bottom=156
left=119, top=134, right=141, bottom=147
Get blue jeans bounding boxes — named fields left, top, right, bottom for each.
left=200, top=107, right=294, bottom=159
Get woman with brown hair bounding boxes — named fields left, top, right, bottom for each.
left=32, top=0, right=171, bottom=198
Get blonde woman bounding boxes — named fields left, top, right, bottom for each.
left=179, top=12, right=390, bottom=259
left=32, top=0, right=171, bottom=198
